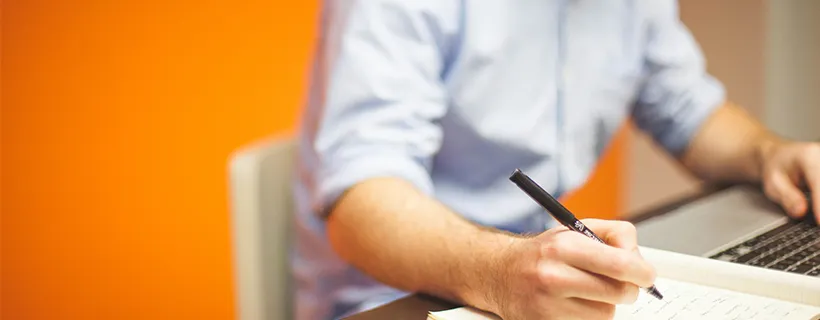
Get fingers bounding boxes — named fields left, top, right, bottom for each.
left=530, top=296, right=615, bottom=320
left=566, top=298, right=617, bottom=320
left=538, top=262, right=639, bottom=305
left=798, top=144, right=820, bottom=222
left=579, top=219, right=638, bottom=250
left=544, top=231, right=657, bottom=288
left=765, top=170, right=808, bottom=218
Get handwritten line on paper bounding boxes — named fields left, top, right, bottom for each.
left=615, top=278, right=820, bottom=320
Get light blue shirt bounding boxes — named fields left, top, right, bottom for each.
left=292, top=1, right=725, bottom=319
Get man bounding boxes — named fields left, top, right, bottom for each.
left=291, top=1, right=820, bottom=319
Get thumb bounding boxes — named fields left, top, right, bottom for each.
left=765, top=171, right=808, bottom=218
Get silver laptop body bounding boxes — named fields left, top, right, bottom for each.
left=636, top=185, right=819, bottom=276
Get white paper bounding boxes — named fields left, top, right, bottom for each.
left=430, top=281, right=820, bottom=320
left=639, top=246, right=820, bottom=306
left=429, top=282, right=820, bottom=320
left=615, top=278, right=820, bottom=320
left=428, top=247, right=820, bottom=320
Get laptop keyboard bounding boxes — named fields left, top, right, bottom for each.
left=709, top=220, right=820, bottom=276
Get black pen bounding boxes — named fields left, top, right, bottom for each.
left=509, top=168, right=663, bottom=301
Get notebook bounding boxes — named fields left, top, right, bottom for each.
left=428, top=247, right=820, bottom=320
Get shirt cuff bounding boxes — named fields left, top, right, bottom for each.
left=658, top=77, right=725, bottom=157
left=315, top=154, right=434, bottom=218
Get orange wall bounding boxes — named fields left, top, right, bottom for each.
left=2, top=1, right=624, bottom=319
left=2, top=1, right=318, bottom=318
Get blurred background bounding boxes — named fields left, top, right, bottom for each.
left=2, top=0, right=818, bottom=319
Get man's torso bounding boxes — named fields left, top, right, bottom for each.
left=293, top=1, right=654, bottom=319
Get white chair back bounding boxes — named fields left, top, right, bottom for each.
left=229, top=138, right=296, bottom=320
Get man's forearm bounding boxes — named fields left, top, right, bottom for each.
left=681, top=102, right=781, bottom=183
left=326, top=177, right=517, bottom=309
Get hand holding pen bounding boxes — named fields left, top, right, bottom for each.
left=509, top=168, right=663, bottom=300
left=482, top=170, right=660, bottom=319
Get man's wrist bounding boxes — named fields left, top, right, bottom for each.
left=753, top=133, right=785, bottom=181
left=456, top=230, right=525, bottom=314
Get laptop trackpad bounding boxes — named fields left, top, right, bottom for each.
left=636, top=186, right=786, bottom=257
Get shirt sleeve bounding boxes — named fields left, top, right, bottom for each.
left=306, top=1, right=455, bottom=217
left=631, top=0, right=726, bottom=157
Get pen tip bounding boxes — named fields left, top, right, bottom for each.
left=646, top=286, right=663, bottom=300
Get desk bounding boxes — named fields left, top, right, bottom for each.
left=344, top=186, right=728, bottom=320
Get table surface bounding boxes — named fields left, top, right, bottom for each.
left=343, top=185, right=729, bottom=320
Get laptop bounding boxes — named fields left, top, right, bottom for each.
left=635, top=184, right=819, bottom=277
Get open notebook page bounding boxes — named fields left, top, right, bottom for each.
left=429, top=278, right=820, bottom=320
left=638, top=247, right=820, bottom=306
left=616, top=277, right=820, bottom=320
left=429, top=247, right=820, bottom=320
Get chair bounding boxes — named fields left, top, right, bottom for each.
left=228, top=138, right=296, bottom=320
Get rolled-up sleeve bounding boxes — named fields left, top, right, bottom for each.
left=308, top=1, right=453, bottom=216
left=632, top=0, right=726, bottom=157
